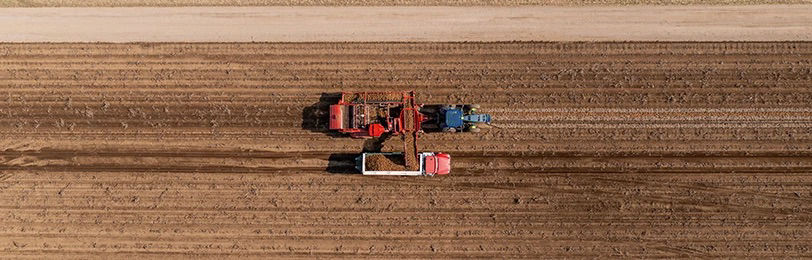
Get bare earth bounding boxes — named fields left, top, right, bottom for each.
left=1, top=6, right=811, bottom=42
left=1, top=42, right=811, bottom=258
left=1, top=0, right=810, bottom=7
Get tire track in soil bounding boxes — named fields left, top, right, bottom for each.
left=0, top=42, right=811, bottom=258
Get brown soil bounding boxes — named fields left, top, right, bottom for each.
left=365, top=154, right=407, bottom=171
left=380, top=134, right=405, bottom=152
left=1, top=42, right=811, bottom=258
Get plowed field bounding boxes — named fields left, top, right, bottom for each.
left=1, top=42, right=811, bottom=258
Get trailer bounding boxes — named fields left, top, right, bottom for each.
left=357, top=152, right=450, bottom=176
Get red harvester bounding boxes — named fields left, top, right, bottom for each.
left=329, top=91, right=423, bottom=139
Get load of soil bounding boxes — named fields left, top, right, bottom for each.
left=365, top=154, right=407, bottom=171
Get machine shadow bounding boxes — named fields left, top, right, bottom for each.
left=301, top=92, right=342, bottom=136
left=326, top=153, right=360, bottom=174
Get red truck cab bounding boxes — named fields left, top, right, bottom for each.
left=424, top=153, right=451, bottom=175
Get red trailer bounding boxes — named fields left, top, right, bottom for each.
left=329, top=91, right=424, bottom=138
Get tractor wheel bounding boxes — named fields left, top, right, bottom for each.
left=443, top=127, right=456, bottom=133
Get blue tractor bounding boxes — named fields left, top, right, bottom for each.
left=421, top=104, right=492, bottom=133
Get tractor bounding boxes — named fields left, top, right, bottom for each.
left=421, top=104, right=492, bottom=133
